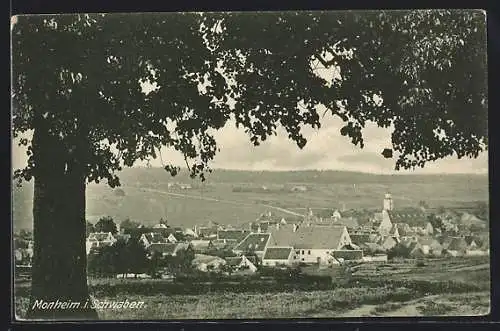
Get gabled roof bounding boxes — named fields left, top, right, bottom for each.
left=198, top=226, right=218, bottom=236
left=234, top=233, right=271, bottom=252
left=246, top=255, right=258, bottom=264
left=408, top=241, right=422, bottom=251
left=410, top=245, right=426, bottom=257
left=480, top=238, right=490, bottom=250
left=223, top=239, right=241, bottom=249
left=225, top=255, right=257, bottom=268
left=88, top=232, right=114, bottom=241
left=387, top=208, right=428, bottom=226
left=147, top=242, right=187, bottom=255
left=373, top=212, right=383, bottom=223
left=210, top=239, right=228, bottom=249
left=328, top=217, right=359, bottom=228
left=270, top=225, right=347, bottom=250
left=460, top=212, right=484, bottom=225
left=447, top=237, right=469, bottom=251
left=378, top=236, right=397, bottom=245
left=349, top=234, right=373, bottom=245
left=183, top=228, right=197, bottom=236
left=263, top=247, right=293, bottom=260
left=217, top=229, right=250, bottom=242
left=400, top=238, right=416, bottom=248
left=225, top=256, right=244, bottom=266
left=417, top=236, right=441, bottom=247
left=153, top=223, right=169, bottom=229
left=190, top=240, right=212, bottom=249
left=438, top=235, right=456, bottom=248
left=192, top=254, right=226, bottom=265
left=115, top=234, right=131, bottom=242
left=464, top=235, right=485, bottom=247
left=143, top=232, right=168, bottom=244
left=389, top=224, right=399, bottom=236
left=392, top=223, right=412, bottom=236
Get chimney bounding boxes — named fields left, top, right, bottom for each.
left=293, top=224, right=298, bottom=232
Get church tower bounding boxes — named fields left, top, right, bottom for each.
left=383, top=193, right=394, bottom=211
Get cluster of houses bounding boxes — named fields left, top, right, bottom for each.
left=13, top=238, right=33, bottom=267
left=14, top=194, right=489, bottom=275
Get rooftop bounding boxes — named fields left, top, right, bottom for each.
left=234, top=233, right=271, bottom=252
left=263, top=247, right=293, bottom=260
left=269, top=224, right=347, bottom=249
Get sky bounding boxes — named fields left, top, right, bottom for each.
left=140, top=116, right=488, bottom=175
left=12, top=116, right=488, bottom=175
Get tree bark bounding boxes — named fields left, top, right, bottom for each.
left=26, top=123, right=98, bottom=320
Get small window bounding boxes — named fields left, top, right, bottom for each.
left=293, top=256, right=296, bottom=259
left=308, top=250, right=311, bottom=255
left=301, top=258, right=304, bottom=261
left=302, top=250, right=305, bottom=255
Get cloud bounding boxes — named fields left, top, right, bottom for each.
left=11, top=116, right=488, bottom=175
left=337, top=151, right=393, bottom=165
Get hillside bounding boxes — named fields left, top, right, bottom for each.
left=12, top=168, right=489, bottom=230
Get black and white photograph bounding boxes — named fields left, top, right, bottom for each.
left=11, top=10, right=489, bottom=320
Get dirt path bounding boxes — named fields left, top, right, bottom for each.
left=332, top=295, right=442, bottom=318
left=335, top=292, right=489, bottom=318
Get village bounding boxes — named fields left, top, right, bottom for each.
left=14, top=193, right=490, bottom=280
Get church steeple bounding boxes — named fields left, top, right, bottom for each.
left=383, top=193, right=394, bottom=211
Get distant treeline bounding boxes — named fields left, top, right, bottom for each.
left=117, top=167, right=488, bottom=185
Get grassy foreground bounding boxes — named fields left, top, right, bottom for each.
left=15, top=257, right=490, bottom=319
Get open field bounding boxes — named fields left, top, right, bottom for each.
left=14, top=257, right=490, bottom=319
left=13, top=168, right=489, bottom=230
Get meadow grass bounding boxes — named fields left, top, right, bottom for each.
left=14, top=254, right=490, bottom=320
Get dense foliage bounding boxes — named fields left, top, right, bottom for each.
left=13, top=10, right=487, bottom=186
left=94, top=216, right=118, bottom=234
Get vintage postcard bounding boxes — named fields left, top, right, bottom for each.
left=11, top=10, right=489, bottom=320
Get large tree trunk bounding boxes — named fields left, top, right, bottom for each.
left=26, top=123, right=98, bottom=320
